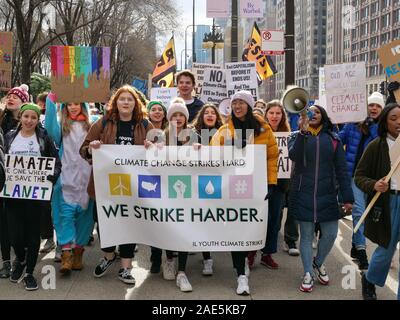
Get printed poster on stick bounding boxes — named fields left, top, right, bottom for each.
left=325, top=62, right=367, bottom=124
left=390, top=135, right=400, bottom=190
left=200, top=68, right=227, bottom=105
left=225, top=61, right=259, bottom=101
left=0, top=155, right=55, bottom=201
left=378, top=39, right=400, bottom=103
left=192, top=63, right=222, bottom=96
left=274, top=132, right=292, bottom=179
left=0, top=32, right=13, bottom=91
left=50, top=46, right=110, bottom=103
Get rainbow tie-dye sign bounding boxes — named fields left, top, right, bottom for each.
left=50, top=46, right=110, bottom=103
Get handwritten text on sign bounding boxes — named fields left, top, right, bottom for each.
left=274, top=132, right=292, bottom=179
left=325, top=62, right=367, bottom=124
left=1, top=155, right=55, bottom=201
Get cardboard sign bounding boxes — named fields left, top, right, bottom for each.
left=50, top=46, right=110, bottom=103
left=324, top=62, right=367, bottom=124
left=192, top=63, right=222, bottom=96
left=206, top=0, right=230, bottom=18
left=390, top=135, right=400, bottom=190
left=200, top=68, right=227, bottom=105
left=150, top=87, right=178, bottom=108
left=92, top=145, right=267, bottom=250
left=274, top=132, right=292, bottom=179
left=0, top=32, right=12, bottom=91
left=225, top=61, right=259, bottom=101
left=1, top=155, right=55, bottom=201
left=378, top=39, right=400, bottom=103
left=240, top=0, right=263, bottom=18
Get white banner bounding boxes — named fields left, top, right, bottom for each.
left=1, top=155, right=55, bottom=201
left=192, top=63, right=222, bottom=97
left=325, top=62, right=367, bottom=124
left=200, top=68, right=228, bottom=105
left=240, top=0, right=263, bottom=18
left=274, top=132, right=292, bottom=179
left=92, top=145, right=268, bottom=251
left=225, top=61, right=259, bottom=101
left=150, top=88, right=178, bottom=108
left=206, top=0, right=230, bottom=18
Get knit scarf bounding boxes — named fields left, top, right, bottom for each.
left=69, top=113, right=87, bottom=122
left=308, top=125, right=323, bottom=136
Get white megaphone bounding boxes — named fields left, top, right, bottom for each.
left=281, top=86, right=310, bottom=115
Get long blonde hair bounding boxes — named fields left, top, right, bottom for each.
left=61, top=103, right=91, bottom=136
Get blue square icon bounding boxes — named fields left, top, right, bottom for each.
left=138, top=175, right=161, bottom=198
left=198, top=176, right=222, bottom=199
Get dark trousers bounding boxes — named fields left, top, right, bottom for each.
left=280, top=194, right=299, bottom=244
left=7, top=199, right=42, bottom=274
left=93, top=203, right=135, bottom=259
left=40, top=201, right=54, bottom=240
left=231, top=251, right=248, bottom=276
left=0, top=199, right=11, bottom=261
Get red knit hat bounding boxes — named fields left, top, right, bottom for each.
left=7, top=84, right=29, bottom=103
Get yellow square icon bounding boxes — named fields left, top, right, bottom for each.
left=109, top=174, right=132, bottom=196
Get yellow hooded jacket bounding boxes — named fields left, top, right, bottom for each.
left=210, top=115, right=279, bottom=185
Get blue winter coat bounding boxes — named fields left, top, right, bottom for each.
left=288, top=130, right=354, bottom=223
left=338, top=122, right=378, bottom=178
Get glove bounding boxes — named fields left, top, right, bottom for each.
left=47, top=175, right=57, bottom=184
left=387, top=81, right=400, bottom=93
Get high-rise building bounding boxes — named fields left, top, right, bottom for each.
left=194, top=25, right=211, bottom=64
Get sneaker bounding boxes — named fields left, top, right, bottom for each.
left=236, top=275, right=250, bottom=295
left=300, top=272, right=314, bottom=292
left=118, top=268, right=135, bottom=285
left=0, top=260, right=11, bottom=279
left=202, top=259, right=213, bottom=276
left=176, top=273, right=192, bottom=292
left=150, top=261, right=161, bottom=274
left=54, top=245, right=62, bottom=263
left=93, top=254, right=116, bottom=278
left=23, top=274, right=38, bottom=291
left=40, top=238, right=56, bottom=253
left=245, top=258, right=250, bottom=277
left=163, top=259, right=176, bottom=280
left=260, top=254, right=279, bottom=269
left=247, top=251, right=256, bottom=269
left=285, top=242, right=300, bottom=256
left=361, top=274, right=377, bottom=300
left=10, top=261, right=26, bottom=283
left=313, top=259, right=329, bottom=285
left=355, top=249, right=369, bottom=270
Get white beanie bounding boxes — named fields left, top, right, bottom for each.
left=231, top=90, right=255, bottom=109
left=367, top=92, right=385, bottom=109
left=167, top=97, right=189, bottom=122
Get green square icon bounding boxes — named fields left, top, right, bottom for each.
left=168, top=176, right=192, bottom=199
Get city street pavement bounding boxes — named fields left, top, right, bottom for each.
left=0, top=212, right=398, bottom=300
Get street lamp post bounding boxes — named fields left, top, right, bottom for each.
left=202, top=19, right=224, bottom=64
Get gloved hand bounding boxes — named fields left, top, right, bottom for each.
left=387, top=81, right=400, bottom=93
left=47, top=175, right=57, bottom=184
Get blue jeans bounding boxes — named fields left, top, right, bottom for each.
left=299, top=220, right=338, bottom=275
left=366, top=194, right=400, bottom=300
left=351, top=179, right=367, bottom=249
left=262, top=189, right=285, bottom=254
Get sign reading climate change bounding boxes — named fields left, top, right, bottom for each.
left=93, top=145, right=268, bottom=251
left=1, top=155, right=55, bottom=201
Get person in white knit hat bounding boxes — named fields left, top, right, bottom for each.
left=338, top=91, right=384, bottom=271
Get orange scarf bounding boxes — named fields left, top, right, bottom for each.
left=69, top=113, right=87, bottom=122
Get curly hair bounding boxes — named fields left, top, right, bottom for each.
left=192, top=104, right=223, bottom=134
left=106, top=85, right=145, bottom=122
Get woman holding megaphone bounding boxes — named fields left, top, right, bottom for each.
left=288, top=104, right=354, bottom=293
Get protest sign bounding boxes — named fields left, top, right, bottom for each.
left=206, top=0, right=229, bottom=18
left=225, top=61, right=259, bottom=101
left=378, top=39, right=400, bottom=103
left=390, top=135, right=400, bottom=190
left=1, top=155, right=55, bottom=201
left=325, top=62, right=367, bottom=124
left=92, top=145, right=268, bottom=251
left=150, top=88, right=178, bottom=108
left=240, top=0, right=263, bottom=18
left=200, top=68, right=227, bottom=105
left=50, top=46, right=110, bottom=103
left=318, top=67, right=327, bottom=108
left=274, top=132, right=292, bottom=179
left=0, top=32, right=12, bottom=91
left=192, top=63, right=222, bottom=96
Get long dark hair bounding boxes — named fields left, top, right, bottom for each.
left=231, top=106, right=262, bottom=137
left=192, top=104, right=223, bottom=133
left=378, top=103, right=400, bottom=137
left=312, top=104, right=333, bottom=132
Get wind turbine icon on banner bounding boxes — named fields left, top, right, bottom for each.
left=112, top=176, right=129, bottom=196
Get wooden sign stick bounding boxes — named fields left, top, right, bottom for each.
left=354, top=153, right=400, bottom=234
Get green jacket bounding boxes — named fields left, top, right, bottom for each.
left=354, top=137, right=392, bottom=248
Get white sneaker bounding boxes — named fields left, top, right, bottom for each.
left=236, top=275, right=250, bottom=295
left=245, top=258, right=250, bottom=277
left=300, top=272, right=314, bottom=292
left=313, top=260, right=329, bottom=285
left=163, top=259, right=176, bottom=280
left=202, top=259, right=213, bottom=276
left=176, top=273, right=192, bottom=292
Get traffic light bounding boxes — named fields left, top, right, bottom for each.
left=379, top=81, right=386, bottom=95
